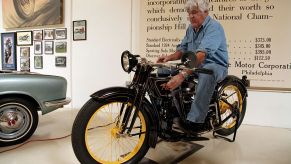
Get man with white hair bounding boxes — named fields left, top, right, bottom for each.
left=157, top=0, right=228, bottom=132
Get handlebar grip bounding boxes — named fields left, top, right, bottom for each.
left=194, top=68, right=214, bottom=75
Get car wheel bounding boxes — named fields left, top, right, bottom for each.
left=0, top=98, right=38, bottom=147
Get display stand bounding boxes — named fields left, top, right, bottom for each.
left=140, top=140, right=204, bottom=164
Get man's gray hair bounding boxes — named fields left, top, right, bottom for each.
left=185, top=0, right=209, bottom=12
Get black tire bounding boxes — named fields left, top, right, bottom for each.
left=0, top=97, right=38, bottom=147
left=216, top=80, right=247, bottom=136
left=72, top=97, right=150, bottom=164
left=13, top=0, right=35, bottom=19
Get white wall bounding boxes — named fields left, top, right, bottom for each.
left=245, top=91, right=291, bottom=128
left=71, top=0, right=132, bottom=108
left=0, top=0, right=290, bottom=128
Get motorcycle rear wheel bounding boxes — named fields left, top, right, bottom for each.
left=216, top=80, right=247, bottom=136
left=72, top=97, right=150, bottom=164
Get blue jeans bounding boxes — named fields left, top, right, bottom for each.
left=187, top=63, right=228, bottom=123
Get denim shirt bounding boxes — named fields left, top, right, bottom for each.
left=177, top=16, right=228, bottom=67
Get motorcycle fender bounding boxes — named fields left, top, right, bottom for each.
left=220, top=75, right=248, bottom=97
left=90, top=86, right=159, bottom=148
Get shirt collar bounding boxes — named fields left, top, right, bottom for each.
left=202, top=15, right=211, bottom=28
left=192, top=15, right=211, bottom=32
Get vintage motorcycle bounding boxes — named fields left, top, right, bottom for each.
left=71, top=51, right=248, bottom=164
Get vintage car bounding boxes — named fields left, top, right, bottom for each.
left=0, top=70, right=70, bottom=146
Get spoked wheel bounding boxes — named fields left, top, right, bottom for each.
left=216, top=80, right=247, bottom=136
left=72, top=97, right=150, bottom=164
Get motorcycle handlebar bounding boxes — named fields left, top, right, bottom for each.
left=193, top=68, right=214, bottom=75
left=143, top=58, right=213, bottom=75
left=151, top=63, right=213, bottom=75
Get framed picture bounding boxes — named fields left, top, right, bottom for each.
left=33, top=30, right=43, bottom=40
left=20, top=47, right=30, bottom=58
left=20, top=58, right=30, bottom=72
left=3, top=0, right=63, bottom=29
left=44, top=41, right=54, bottom=54
left=1, top=32, right=17, bottom=70
left=16, top=31, right=33, bottom=46
left=73, top=20, right=87, bottom=41
left=34, top=56, right=43, bottom=69
left=55, top=28, right=67, bottom=40
left=55, top=41, right=67, bottom=53
left=44, top=29, right=55, bottom=40
left=34, top=41, right=42, bottom=55
left=55, top=56, right=66, bottom=67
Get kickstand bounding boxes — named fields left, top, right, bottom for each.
left=213, top=108, right=240, bottom=142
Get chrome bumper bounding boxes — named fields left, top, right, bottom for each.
left=44, top=98, right=71, bottom=108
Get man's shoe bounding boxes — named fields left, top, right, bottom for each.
left=173, top=118, right=206, bottom=134
left=186, top=121, right=206, bottom=133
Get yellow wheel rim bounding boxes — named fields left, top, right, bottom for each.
left=219, top=85, right=243, bottom=129
left=85, top=102, right=146, bottom=163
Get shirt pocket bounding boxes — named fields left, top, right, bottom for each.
left=186, top=38, right=194, bottom=51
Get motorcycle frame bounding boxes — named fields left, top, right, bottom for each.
left=91, top=63, right=248, bottom=146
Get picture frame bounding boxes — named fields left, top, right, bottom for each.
left=33, top=30, right=43, bottom=40
left=73, top=20, right=87, bottom=41
left=34, top=41, right=42, bottom=55
left=20, top=58, right=30, bottom=72
left=3, top=0, right=64, bottom=29
left=55, top=56, right=66, bottom=67
left=34, top=56, right=43, bottom=69
left=1, top=32, right=17, bottom=70
left=20, top=47, right=30, bottom=58
left=55, top=28, right=67, bottom=40
left=44, top=29, right=55, bottom=40
left=55, top=41, right=67, bottom=53
left=44, top=41, right=54, bottom=54
left=16, top=31, right=33, bottom=46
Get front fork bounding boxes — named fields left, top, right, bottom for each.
left=117, top=87, right=147, bottom=135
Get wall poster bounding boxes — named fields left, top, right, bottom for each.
left=138, top=0, right=291, bottom=91
left=2, top=0, right=63, bottom=28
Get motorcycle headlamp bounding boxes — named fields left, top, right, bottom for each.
left=121, top=50, right=138, bottom=73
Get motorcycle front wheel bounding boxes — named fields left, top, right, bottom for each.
left=72, top=97, right=150, bottom=164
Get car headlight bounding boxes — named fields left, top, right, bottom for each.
left=121, top=50, right=137, bottom=73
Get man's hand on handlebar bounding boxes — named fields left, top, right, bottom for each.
left=156, top=55, right=169, bottom=63
left=161, top=73, right=185, bottom=91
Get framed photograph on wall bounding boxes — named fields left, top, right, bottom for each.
left=20, top=47, right=30, bottom=58
left=20, top=58, right=30, bottom=72
left=34, top=56, right=43, bottom=69
left=44, top=29, right=55, bottom=40
left=55, top=41, right=67, bottom=53
left=55, top=28, right=67, bottom=40
left=16, top=31, right=33, bottom=46
left=44, top=41, right=54, bottom=54
left=55, top=56, right=66, bottom=67
left=33, top=30, right=43, bottom=40
left=1, top=32, right=17, bottom=70
left=73, top=20, right=87, bottom=41
left=34, top=41, right=42, bottom=54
